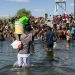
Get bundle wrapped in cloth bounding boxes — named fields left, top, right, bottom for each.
left=15, top=16, right=29, bottom=34
left=11, top=40, right=22, bottom=49
left=19, top=16, right=28, bottom=26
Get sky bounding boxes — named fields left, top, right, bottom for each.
left=0, top=0, right=74, bottom=18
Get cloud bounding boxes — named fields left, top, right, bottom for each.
left=6, top=0, right=29, bottom=2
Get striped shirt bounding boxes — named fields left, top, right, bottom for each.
left=19, top=33, right=32, bottom=54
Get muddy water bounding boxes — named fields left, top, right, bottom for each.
left=0, top=39, right=75, bottom=75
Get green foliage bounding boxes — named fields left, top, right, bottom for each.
left=15, top=8, right=32, bottom=18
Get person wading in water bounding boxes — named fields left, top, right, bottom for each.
left=45, top=27, right=57, bottom=61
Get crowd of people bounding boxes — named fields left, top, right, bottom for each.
left=0, top=13, right=75, bottom=41
left=0, top=13, right=75, bottom=67
left=0, top=19, right=15, bottom=41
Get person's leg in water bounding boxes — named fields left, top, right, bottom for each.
left=18, top=54, right=30, bottom=67
left=17, top=53, right=30, bottom=67
left=66, top=35, right=71, bottom=48
left=17, top=53, right=22, bottom=67
left=46, top=44, right=54, bottom=61
left=23, top=54, right=30, bottom=66
left=71, top=34, right=74, bottom=46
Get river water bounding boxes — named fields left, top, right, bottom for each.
left=0, top=39, right=75, bottom=75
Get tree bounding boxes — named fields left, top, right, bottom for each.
left=15, top=8, right=32, bottom=18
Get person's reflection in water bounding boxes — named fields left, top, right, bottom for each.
left=66, top=42, right=70, bottom=48
left=17, top=67, right=31, bottom=75
left=66, top=29, right=71, bottom=48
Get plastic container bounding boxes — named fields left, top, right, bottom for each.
left=15, top=21, right=24, bottom=34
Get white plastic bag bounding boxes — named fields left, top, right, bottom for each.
left=11, top=40, right=21, bottom=49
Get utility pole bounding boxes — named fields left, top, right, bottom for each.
left=74, top=0, right=75, bottom=19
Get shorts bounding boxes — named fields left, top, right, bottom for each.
left=17, top=53, right=30, bottom=67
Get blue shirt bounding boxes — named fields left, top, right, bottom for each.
left=71, top=27, right=75, bottom=34
left=46, top=31, right=55, bottom=46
